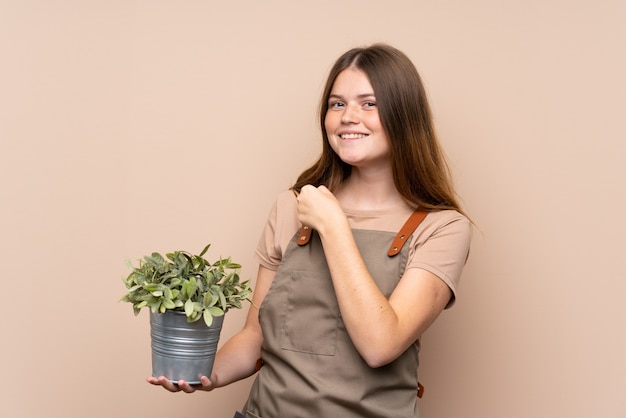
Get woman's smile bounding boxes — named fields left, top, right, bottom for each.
left=339, top=132, right=369, bottom=140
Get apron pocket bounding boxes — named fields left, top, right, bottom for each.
left=279, top=270, right=339, bottom=356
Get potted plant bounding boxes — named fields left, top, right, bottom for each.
left=120, top=243, right=252, bottom=384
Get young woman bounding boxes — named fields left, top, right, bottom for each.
left=149, top=43, right=471, bottom=418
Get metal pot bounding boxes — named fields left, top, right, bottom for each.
left=150, top=310, right=225, bottom=384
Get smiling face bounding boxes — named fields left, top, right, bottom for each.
left=324, top=67, right=391, bottom=171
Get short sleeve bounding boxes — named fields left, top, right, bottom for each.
left=407, top=210, right=472, bottom=308
left=254, top=191, right=301, bottom=271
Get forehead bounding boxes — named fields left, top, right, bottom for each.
left=330, top=67, right=375, bottom=96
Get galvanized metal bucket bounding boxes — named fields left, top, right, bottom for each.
left=150, top=310, right=225, bottom=384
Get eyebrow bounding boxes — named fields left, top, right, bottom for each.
left=328, top=93, right=376, bottom=100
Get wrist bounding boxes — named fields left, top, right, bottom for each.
left=317, top=214, right=348, bottom=239
left=209, top=370, right=220, bottom=389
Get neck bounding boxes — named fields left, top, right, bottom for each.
left=335, top=167, right=407, bottom=211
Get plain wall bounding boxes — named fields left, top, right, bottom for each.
left=1, top=1, right=625, bottom=417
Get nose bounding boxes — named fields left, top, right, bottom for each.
left=341, top=103, right=360, bottom=124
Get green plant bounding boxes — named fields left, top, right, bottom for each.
left=120, top=244, right=252, bottom=326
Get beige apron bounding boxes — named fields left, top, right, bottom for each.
left=243, top=210, right=427, bottom=418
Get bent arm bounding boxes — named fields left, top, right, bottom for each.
left=319, top=222, right=451, bottom=368
left=295, top=185, right=457, bottom=367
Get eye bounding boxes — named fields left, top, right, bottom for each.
left=363, top=101, right=377, bottom=109
left=329, top=101, right=345, bottom=109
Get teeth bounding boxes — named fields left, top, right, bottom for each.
left=340, top=133, right=367, bottom=139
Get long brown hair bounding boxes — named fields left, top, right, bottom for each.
left=292, top=44, right=464, bottom=214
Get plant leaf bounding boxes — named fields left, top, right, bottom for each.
left=188, top=277, right=197, bottom=297
left=218, top=290, right=227, bottom=310
left=203, top=291, right=219, bottom=307
left=203, top=309, right=214, bottom=327
left=181, top=280, right=188, bottom=298
left=208, top=306, right=224, bottom=317
left=199, top=243, right=211, bottom=257
left=162, top=298, right=176, bottom=310
left=184, top=299, right=194, bottom=316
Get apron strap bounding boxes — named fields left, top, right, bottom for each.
left=296, top=225, right=312, bottom=246
left=296, top=208, right=429, bottom=255
left=387, top=209, right=429, bottom=257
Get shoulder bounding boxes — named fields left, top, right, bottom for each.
left=419, top=209, right=471, bottom=240
left=410, top=209, right=471, bottom=263
left=271, top=190, right=300, bottom=230
left=254, top=190, right=301, bottom=270
left=275, top=189, right=298, bottom=213
left=264, top=189, right=301, bottom=231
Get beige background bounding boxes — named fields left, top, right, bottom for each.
left=1, top=1, right=624, bottom=417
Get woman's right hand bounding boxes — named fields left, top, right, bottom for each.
left=146, top=375, right=216, bottom=393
